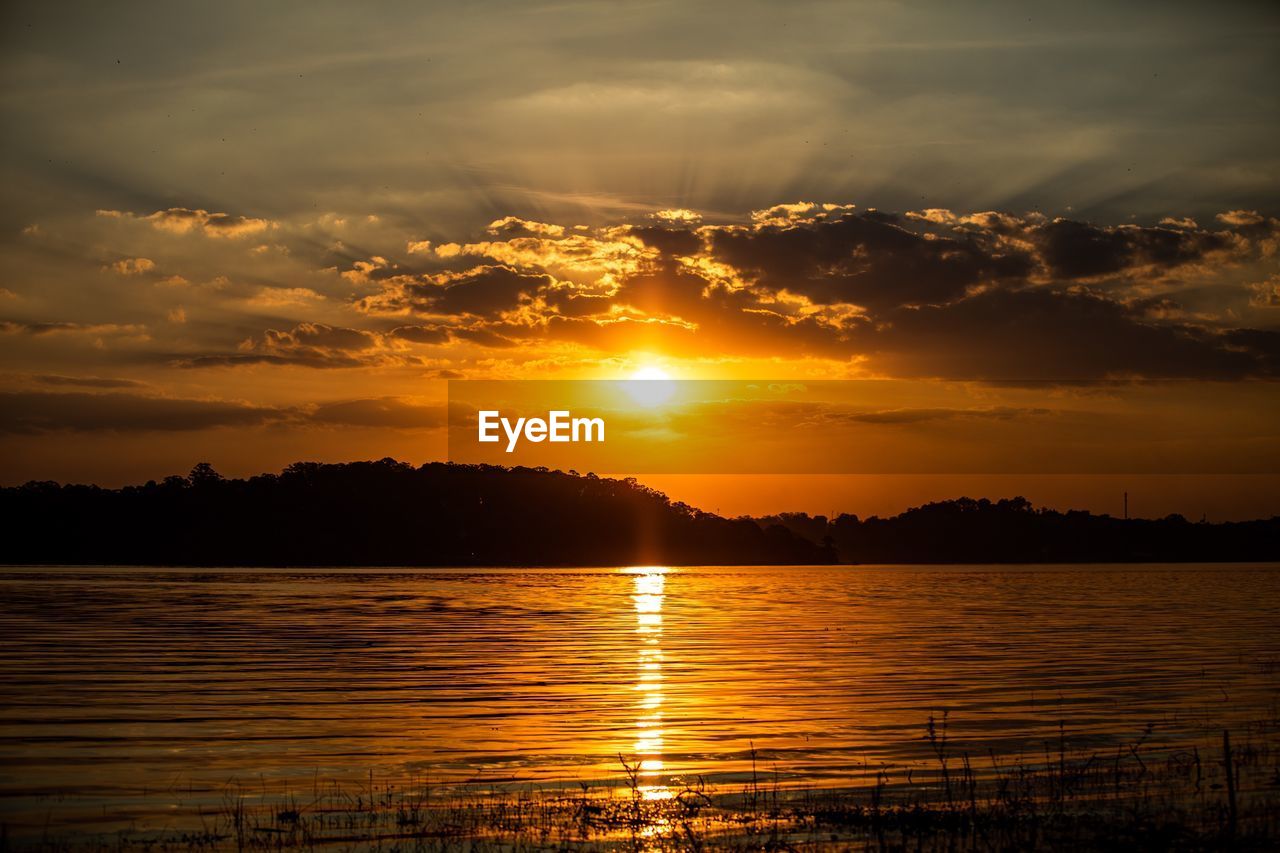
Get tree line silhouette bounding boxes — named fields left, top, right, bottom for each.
left=3, top=462, right=1275, bottom=566
left=0, top=459, right=833, bottom=567
left=755, top=496, right=1280, bottom=563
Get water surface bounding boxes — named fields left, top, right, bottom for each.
left=2, top=564, right=1278, bottom=836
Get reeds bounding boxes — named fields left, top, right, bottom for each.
left=11, top=714, right=1280, bottom=852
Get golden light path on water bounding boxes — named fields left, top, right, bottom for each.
left=628, top=566, right=670, bottom=801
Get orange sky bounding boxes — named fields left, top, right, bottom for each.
left=1, top=2, right=1278, bottom=519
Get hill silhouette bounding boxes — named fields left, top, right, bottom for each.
left=0, top=459, right=833, bottom=567
left=3, top=462, right=1276, bottom=566
left=756, top=497, right=1280, bottom=564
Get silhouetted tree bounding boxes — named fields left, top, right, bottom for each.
left=0, top=460, right=835, bottom=567
left=756, top=497, right=1279, bottom=564
left=5, top=467, right=1274, bottom=567
left=188, top=462, right=224, bottom=486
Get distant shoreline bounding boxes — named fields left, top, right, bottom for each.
left=3, top=460, right=1277, bottom=566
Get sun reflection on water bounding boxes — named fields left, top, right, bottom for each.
left=626, top=566, right=670, bottom=801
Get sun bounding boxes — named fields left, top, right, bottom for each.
left=624, top=366, right=677, bottom=407
left=631, top=366, right=672, bottom=381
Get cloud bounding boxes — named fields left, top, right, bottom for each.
left=852, top=287, right=1270, bottom=379
left=340, top=256, right=395, bottom=285
left=486, top=216, right=566, bottom=237
left=304, top=398, right=444, bottom=428
left=1031, top=218, right=1234, bottom=280
left=0, top=391, right=447, bottom=433
left=1, top=321, right=147, bottom=337
left=256, top=322, right=380, bottom=353
left=449, top=326, right=521, bottom=348
left=1249, top=275, right=1280, bottom=308
left=1217, top=210, right=1265, bottom=227
left=707, top=208, right=1034, bottom=308
left=652, top=209, right=702, bottom=224
left=149, top=208, right=273, bottom=238
left=356, top=265, right=554, bottom=319
left=243, top=286, right=326, bottom=307
left=622, top=224, right=703, bottom=256
left=1221, top=328, right=1280, bottom=374
left=73, top=201, right=1280, bottom=380
left=175, top=353, right=359, bottom=369
left=836, top=406, right=1052, bottom=425
left=750, top=202, right=855, bottom=227
left=107, top=257, right=156, bottom=276
left=98, top=207, right=275, bottom=239
left=429, top=233, right=651, bottom=278
left=177, top=322, right=421, bottom=370
left=393, top=203, right=1274, bottom=377
left=33, top=375, right=147, bottom=389
left=388, top=324, right=451, bottom=345
left=0, top=391, right=282, bottom=434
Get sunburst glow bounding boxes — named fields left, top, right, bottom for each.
left=624, top=367, right=677, bottom=408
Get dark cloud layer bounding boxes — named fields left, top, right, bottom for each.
left=0, top=391, right=281, bottom=434
left=1033, top=219, right=1234, bottom=280
left=65, top=198, right=1275, bottom=380
left=0, top=392, right=443, bottom=434
left=709, top=211, right=1034, bottom=308
left=857, top=288, right=1274, bottom=380
left=307, top=398, right=444, bottom=429
left=176, top=323, right=418, bottom=370
left=333, top=204, right=1280, bottom=379
left=356, top=266, right=553, bottom=319
left=34, top=374, right=146, bottom=389
left=840, top=406, right=1051, bottom=425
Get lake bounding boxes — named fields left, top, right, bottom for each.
left=2, top=564, right=1278, bottom=842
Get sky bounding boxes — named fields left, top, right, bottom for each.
left=1, top=1, right=1278, bottom=518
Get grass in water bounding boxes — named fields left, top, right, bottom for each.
left=12, top=715, right=1280, bottom=851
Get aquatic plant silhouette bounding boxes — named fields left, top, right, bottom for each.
left=21, top=715, right=1278, bottom=851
